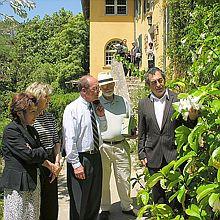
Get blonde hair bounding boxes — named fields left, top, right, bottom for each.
left=25, top=82, right=52, bottom=99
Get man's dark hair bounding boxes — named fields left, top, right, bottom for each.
left=145, top=67, right=166, bottom=85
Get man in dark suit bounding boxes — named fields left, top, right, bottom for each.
left=138, top=67, right=198, bottom=204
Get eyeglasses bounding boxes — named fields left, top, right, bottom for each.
left=149, top=78, right=164, bottom=86
left=89, top=86, right=100, bottom=92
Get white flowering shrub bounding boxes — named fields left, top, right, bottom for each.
left=173, top=95, right=202, bottom=120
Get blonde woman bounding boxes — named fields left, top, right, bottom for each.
left=26, top=82, right=61, bottom=220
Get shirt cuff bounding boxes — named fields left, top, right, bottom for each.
left=72, top=162, right=81, bottom=169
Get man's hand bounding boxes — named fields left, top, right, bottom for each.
left=188, top=107, right=199, bottom=121
left=141, top=158, right=148, bottom=166
left=74, top=165, right=85, bottom=180
left=95, top=104, right=105, bottom=117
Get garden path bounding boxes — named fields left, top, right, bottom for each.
left=58, top=155, right=144, bottom=220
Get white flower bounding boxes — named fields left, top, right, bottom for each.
left=174, top=95, right=202, bottom=120
left=200, top=33, right=206, bottom=39
left=181, top=38, right=187, bottom=45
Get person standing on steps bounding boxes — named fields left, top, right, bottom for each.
left=63, top=75, right=107, bottom=220
left=138, top=67, right=198, bottom=205
left=98, top=72, right=137, bottom=220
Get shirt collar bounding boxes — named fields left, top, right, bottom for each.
left=100, top=94, right=119, bottom=104
left=150, top=89, right=169, bottom=102
left=79, top=96, right=90, bottom=108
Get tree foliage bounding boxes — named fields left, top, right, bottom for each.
left=0, top=0, right=36, bottom=19
left=136, top=0, right=220, bottom=219
left=0, top=10, right=89, bottom=146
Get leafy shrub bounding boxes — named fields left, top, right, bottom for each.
left=49, top=92, right=79, bottom=131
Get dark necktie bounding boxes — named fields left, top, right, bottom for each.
left=89, top=103, right=99, bottom=151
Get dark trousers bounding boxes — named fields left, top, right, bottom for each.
left=40, top=166, right=58, bottom=220
left=67, top=152, right=102, bottom=220
left=148, top=157, right=168, bottom=204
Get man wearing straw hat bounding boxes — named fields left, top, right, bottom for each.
left=98, top=72, right=137, bottom=220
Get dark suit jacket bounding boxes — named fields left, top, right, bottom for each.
left=138, top=90, right=197, bottom=168
left=0, top=120, right=48, bottom=191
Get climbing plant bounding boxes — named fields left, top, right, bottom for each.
left=135, top=0, right=220, bottom=219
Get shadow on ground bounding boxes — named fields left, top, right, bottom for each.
left=98, top=197, right=139, bottom=220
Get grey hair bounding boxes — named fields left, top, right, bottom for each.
left=78, top=75, right=93, bottom=91
left=145, top=67, right=166, bottom=85
left=25, top=82, right=52, bottom=99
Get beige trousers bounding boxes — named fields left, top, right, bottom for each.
left=100, top=140, right=133, bottom=211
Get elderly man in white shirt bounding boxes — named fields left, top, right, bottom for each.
left=98, top=72, right=137, bottom=220
left=63, top=75, right=107, bottom=220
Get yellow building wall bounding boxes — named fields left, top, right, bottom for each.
left=152, top=0, right=165, bottom=69
left=135, top=0, right=165, bottom=70
left=90, top=0, right=134, bottom=77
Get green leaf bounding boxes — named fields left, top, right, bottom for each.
left=156, top=203, right=173, bottom=216
left=160, top=161, right=175, bottom=176
left=139, top=190, right=150, bottom=205
left=167, top=179, right=180, bottom=191
left=185, top=204, right=201, bottom=218
left=196, top=184, right=219, bottom=202
left=178, top=93, right=188, bottom=99
left=172, top=215, right=185, bottom=220
left=209, top=147, right=220, bottom=169
left=174, top=151, right=197, bottom=170
left=147, top=173, right=164, bottom=188
left=177, top=185, right=186, bottom=204
left=209, top=193, right=220, bottom=209
left=210, top=100, right=220, bottom=113
left=175, top=125, right=191, bottom=151
left=169, top=191, right=179, bottom=204
left=188, top=123, right=207, bottom=153
left=137, top=204, right=151, bottom=218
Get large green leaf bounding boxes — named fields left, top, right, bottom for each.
left=209, top=147, right=220, bottom=169
left=139, top=190, right=149, bottom=205
left=177, top=185, right=186, bottom=204
left=156, top=204, right=174, bottom=217
left=137, top=204, right=151, bottom=218
left=175, top=126, right=191, bottom=151
left=168, top=190, right=179, bottom=203
left=188, top=123, right=207, bottom=153
left=147, top=173, right=164, bottom=188
left=185, top=204, right=201, bottom=219
left=174, top=151, right=197, bottom=170
left=196, top=184, right=219, bottom=202
left=160, top=161, right=175, bottom=176
left=210, top=100, right=220, bottom=113
left=209, top=193, right=220, bottom=209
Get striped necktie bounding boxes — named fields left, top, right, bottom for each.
left=89, top=103, right=99, bottom=151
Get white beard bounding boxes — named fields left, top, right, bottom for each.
left=102, top=91, right=114, bottom=97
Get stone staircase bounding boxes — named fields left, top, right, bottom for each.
left=125, top=76, right=145, bottom=111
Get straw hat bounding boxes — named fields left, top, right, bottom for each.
left=98, top=72, right=118, bottom=86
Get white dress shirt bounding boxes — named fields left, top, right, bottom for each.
left=150, top=89, right=169, bottom=130
left=62, top=96, right=107, bottom=169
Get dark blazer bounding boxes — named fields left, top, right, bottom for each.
left=138, top=90, right=197, bottom=168
left=0, top=120, right=48, bottom=191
